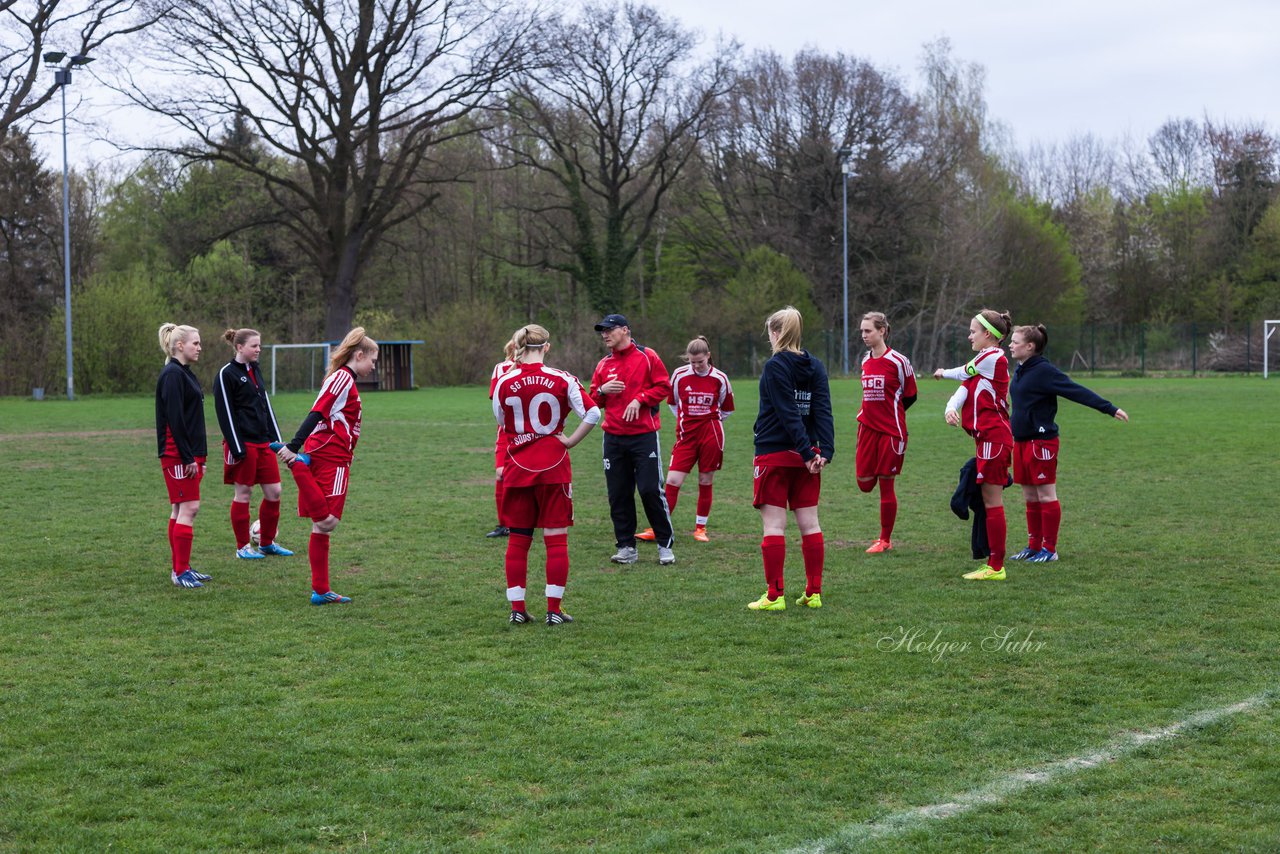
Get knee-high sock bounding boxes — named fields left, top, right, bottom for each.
left=762, top=535, right=786, bottom=599
left=494, top=479, right=504, bottom=525
left=289, top=464, right=330, bottom=522
left=173, top=523, right=194, bottom=574
left=168, top=518, right=177, bottom=571
left=696, top=484, right=713, bottom=526
left=985, top=506, right=1006, bottom=570
left=1040, top=500, right=1061, bottom=553
left=801, top=532, right=825, bottom=595
left=505, top=532, right=532, bottom=610
left=665, top=483, right=680, bottom=515
left=259, top=499, right=281, bottom=546
left=544, top=533, right=569, bottom=612
left=309, top=532, right=331, bottom=593
left=878, top=479, right=897, bottom=542
left=1024, top=500, right=1043, bottom=551
left=230, top=499, right=252, bottom=548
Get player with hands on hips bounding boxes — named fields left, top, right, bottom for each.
left=274, top=327, right=379, bottom=605
left=493, top=324, right=600, bottom=625
left=934, top=308, right=1014, bottom=581
left=639, top=336, right=734, bottom=543
left=1007, top=324, right=1128, bottom=564
left=213, top=327, right=293, bottom=561
left=855, top=312, right=917, bottom=554
left=748, top=306, right=835, bottom=612
left=156, top=323, right=210, bottom=589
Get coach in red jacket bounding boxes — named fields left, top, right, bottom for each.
left=590, top=314, right=676, bottom=565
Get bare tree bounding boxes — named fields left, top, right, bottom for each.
left=125, top=0, right=533, bottom=338
left=1, top=0, right=150, bottom=140
left=498, top=1, right=735, bottom=315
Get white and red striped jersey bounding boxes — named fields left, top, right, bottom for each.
left=489, top=359, right=515, bottom=399
left=958, top=347, right=1012, bottom=443
left=493, top=363, right=600, bottom=487
left=857, top=347, right=917, bottom=440
left=303, top=366, right=363, bottom=463
left=667, top=364, right=734, bottom=441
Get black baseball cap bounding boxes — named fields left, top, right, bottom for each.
left=594, top=313, right=629, bottom=331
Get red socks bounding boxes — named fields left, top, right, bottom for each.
left=761, top=535, right=786, bottom=599
left=309, top=532, right=331, bottom=593
left=985, top=505, right=1006, bottom=570
left=545, top=533, right=569, bottom=612
left=1024, top=501, right=1043, bottom=550
left=1040, top=500, right=1061, bottom=553
left=665, top=483, right=680, bottom=514
left=801, top=532, right=824, bottom=595
left=505, top=532, right=533, bottom=610
left=878, top=479, right=897, bottom=542
left=173, top=523, right=193, bottom=574
left=230, top=500, right=252, bottom=548
left=696, top=484, right=713, bottom=524
left=259, top=499, right=281, bottom=546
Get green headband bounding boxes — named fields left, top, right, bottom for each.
left=974, top=314, right=1004, bottom=341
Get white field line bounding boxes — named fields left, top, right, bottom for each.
left=789, top=690, right=1274, bottom=853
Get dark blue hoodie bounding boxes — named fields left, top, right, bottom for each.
left=753, top=349, right=835, bottom=462
left=1010, top=354, right=1118, bottom=442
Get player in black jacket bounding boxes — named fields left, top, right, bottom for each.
left=156, top=323, right=210, bottom=589
left=747, top=306, right=835, bottom=612
left=213, top=328, right=293, bottom=560
left=1008, top=324, right=1128, bottom=563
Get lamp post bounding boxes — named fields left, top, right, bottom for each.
left=837, top=146, right=854, bottom=375
left=42, top=51, right=92, bottom=401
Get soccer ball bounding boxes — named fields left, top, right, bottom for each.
left=250, top=519, right=261, bottom=546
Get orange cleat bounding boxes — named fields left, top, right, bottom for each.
left=692, top=526, right=710, bottom=542
left=865, top=539, right=893, bottom=554
left=635, top=528, right=656, bottom=541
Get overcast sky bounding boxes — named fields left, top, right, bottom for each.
left=650, top=0, right=1279, bottom=148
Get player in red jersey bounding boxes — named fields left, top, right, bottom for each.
left=934, top=309, right=1014, bottom=581
left=639, top=336, right=734, bottom=542
left=155, top=323, right=210, bottom=589
left=214, top=327, right=293, bottom=561
left=275, top=327, right=379, bottom=605
left=855, top=312, right=917, bottom=554
left=492, top=324, right=600, bottom=625
left=485, top=336, right=518, bottom=539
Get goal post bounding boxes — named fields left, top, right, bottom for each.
left=268, top=343, right=331, bottom=395
left=1265, top=321, right=1280, bottom=379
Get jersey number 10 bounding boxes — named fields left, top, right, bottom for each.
left=504, top=393, right=562, bottom=434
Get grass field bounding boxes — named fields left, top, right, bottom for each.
left=1, top=376, right=1277, bottom=852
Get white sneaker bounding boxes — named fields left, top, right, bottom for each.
left=610, top=545, right=639, bottom=564
left=657, top=546, right=676, bottom=565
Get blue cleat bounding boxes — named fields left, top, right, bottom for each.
left=258, top=542, right=294, bottom=557
left=188, top=569, right=213, bottom=582
left=1027, top=548, right=1059, bottom=563
left=269, top=442, right=310, bottom=466
left=1009, top=547, right=1038, bottom=561
left=236, top=544, right=266, bottom=559
left=172, top=569, right=204, bottom=588
left=311, top=590, right=352, bottom=605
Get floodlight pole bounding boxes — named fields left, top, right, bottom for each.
left=43, top=52, right=92, bottom=400
left=837, top=147, right=854, bottom=375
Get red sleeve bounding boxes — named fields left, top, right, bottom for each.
left=638, top=350, right=671, bottom=407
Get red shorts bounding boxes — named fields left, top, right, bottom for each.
left=974, top=440, right=1012, bottom=486
left=161, top=455, right=206, bottom=504
left=855, top=425, right=905, bottom=480
left=501, top=482, right=574, bottom=529
left=223, top=441, right=281, bottom=486
left=669, top=422, right=725, bottom=474
left=753, top=457, right=821, bottom=510
left=297, top=458, right=350, bottom=520
left=1013, top=438, right=1059, bottom=485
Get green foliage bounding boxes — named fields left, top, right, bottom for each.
left=999, top=197, right=1084, bottom=324
left=70, top=266, right=169, bottom=394
left=1236, top=201, right=1280, bottom=317
left=417, top=297, right=511, bottom=385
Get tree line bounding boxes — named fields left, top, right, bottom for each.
left=1, top=0, right=1277, bottom=395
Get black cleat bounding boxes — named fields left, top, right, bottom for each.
left=486, top=525, right=510, bottom=538
left=509, top=610, right=533, bottom=624
left=545, top=610, right=574, bottom=626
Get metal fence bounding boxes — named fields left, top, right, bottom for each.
left=705, top=322, right=1271, bottom=377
